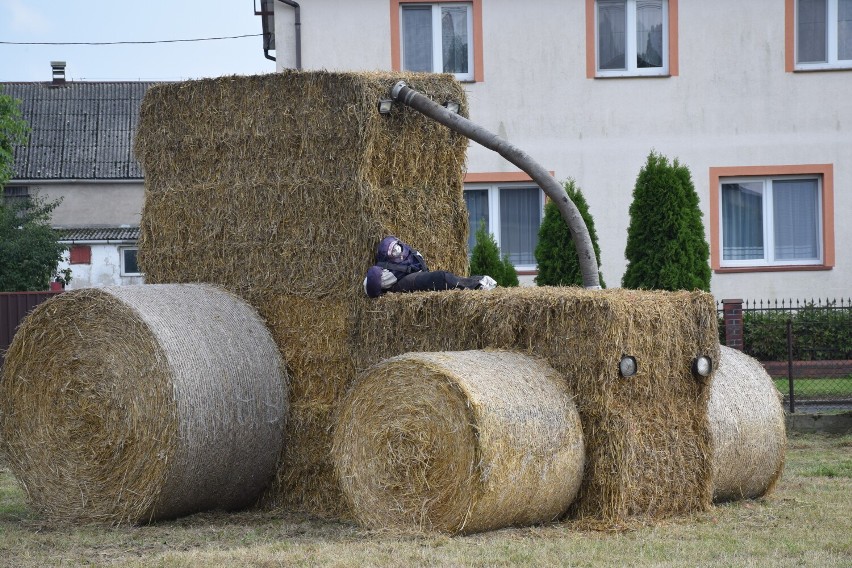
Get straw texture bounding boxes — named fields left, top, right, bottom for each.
left=135, top=71, right=470, bottom=301
left=355, top=287, right=720, bottom=525
left=134, top=71, right=471, bottom=515
left=708, top=346, right=786, bottom=502
left=332, top=350, right=585, bottom=534
left=0, top=284, right=287, bottom=525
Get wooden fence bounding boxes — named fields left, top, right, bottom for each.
left=0, top=291, right=63, bottom=368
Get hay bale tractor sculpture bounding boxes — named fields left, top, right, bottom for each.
left=0, top=72, right=785, bottom=532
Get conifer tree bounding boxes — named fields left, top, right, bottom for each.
left=534, top=179, right=605, bottom=287
left=621, top=151, right=711, bottom=291
left=469, top=221, right=518, bottom=287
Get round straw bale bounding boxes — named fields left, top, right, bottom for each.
left=708, top=346, right=786, bottom=502
left=0, top=284, right=287, bottom=524
left=332, top=350, right=584, bottom=534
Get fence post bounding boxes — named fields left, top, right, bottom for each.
left=722, top=298, right=743, bottom=350
left=787, top=318, right=795, bottom=414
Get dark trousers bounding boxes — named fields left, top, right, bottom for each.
left=392, top=270, right=482, bottom=293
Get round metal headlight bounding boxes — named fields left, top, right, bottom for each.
left=692, top=355, right=713, bottom=378
left=619, top=355, right=638, bottom=377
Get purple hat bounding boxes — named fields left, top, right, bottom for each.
left=376, top=236, right=399, bottom=263
left=364, top=265, right=384, bottom=298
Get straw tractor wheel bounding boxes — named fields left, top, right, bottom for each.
left=332, top=349, right=585, bottom=534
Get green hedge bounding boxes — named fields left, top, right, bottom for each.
left=720, top=304, right=852, bottom=361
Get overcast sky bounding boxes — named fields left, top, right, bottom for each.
left=0, top=0, right=275, bottom=82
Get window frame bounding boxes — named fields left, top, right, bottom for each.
left=708, top=165, right=835, bottom=273
left=120, top=246, right=141, bottom=276
left=787, top=0, right=852, bottom=71
left=586, top=0, right=678, bottom=78
left=463, top=175, right=545, bottom=273
left=391, top=0, right=484, bottom=82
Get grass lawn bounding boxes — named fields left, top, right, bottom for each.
left=1, top=433, right=851, bottom=567
left=774, top=377, right=852, bottom=398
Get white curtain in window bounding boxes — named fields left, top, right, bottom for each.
left=839, top=0, right=852, bottom=59
left=798, top=0, right=828, bottom=63
left=598, top=1, right=626, bottom=70
left=499, top=187, right=540, bottom=266
left=464, top=190, right=489, bottom=255
left=636, top=1, right=663, bottom=68
left=402, top=6, right=433, bottom=72
left=722, top=182, right=764, bottom=261
left=441, top=6, right=469, bottom=74
left=773, top=179, right=819, bottom=261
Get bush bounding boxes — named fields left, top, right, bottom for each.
left=742, top=311, right=791, bottom=361
left=622, top=151, right=710, bottom=292
left=534, top=179, right=605, bottom=288
left=0, top=195, right=67, bottom=291
left=729, top=303, right=852, bottom=361
left=469, top=221, right=519, bottom=287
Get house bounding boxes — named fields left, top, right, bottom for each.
left=2, top=63, right=153, bottom=289
left=259, top=0, right=851, bottom=301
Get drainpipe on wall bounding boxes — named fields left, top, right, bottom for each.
left=270, top=0, right=302, bottom=69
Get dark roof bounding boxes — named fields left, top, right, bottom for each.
left=1, top=81, right=159, bottom=181
left=58, top=227, right=140, bottom=242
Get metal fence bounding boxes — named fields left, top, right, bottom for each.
left=0, top=291, right=63, bottom=369
left=718, top=298, right=852, bottom=413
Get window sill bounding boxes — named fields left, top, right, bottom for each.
left=593, top=73, right=672, bottom=79
left=793, top=64, right=852, bottom=72
left=714, top=265, right=832, bottom=274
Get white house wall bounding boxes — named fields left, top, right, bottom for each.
left=57, top=244, right=144, bottom=289
left=275, top=0, right=851, bottom=301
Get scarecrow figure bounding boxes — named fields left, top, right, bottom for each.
left=363, top=236, right=497, bottom=298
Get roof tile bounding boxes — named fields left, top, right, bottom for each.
left=58, top=227, right=140, bottom=242
left=1, top=82, right=160, bottom=181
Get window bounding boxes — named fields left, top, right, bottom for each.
left=709, top=165, right=835, bottom=271
left=791, top=0, right=852, bottom=70
left=392, top=1, right=483, bottom=82
left=464, top=182, right=544, bottom=269
left=591, top=0, right=672, bottom=77
left=120, top=247, right=140, bottom=276
left=69, top=245, right=91, bottom=265
left=2, top=186, right=30, bottom=205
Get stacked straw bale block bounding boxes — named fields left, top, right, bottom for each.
left=0, top=284, right=287, bottom=525
left=134, top=71, right=471, bottom=516
left=332, top=350, right=585, bottom=534
left=354, top=287, right=720, bottom=525
left=708, top=346, right=786, bottom=502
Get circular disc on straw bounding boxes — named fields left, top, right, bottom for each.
left=0, top=284, right=287, bottom=524
left=332, top=350, right=584, bottom=534
left=708, top=346, right=786, bottom=501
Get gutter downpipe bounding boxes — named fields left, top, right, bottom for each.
left=271, top=0, right=302, bottom=69
left=390, top=80, right=601, bottom=290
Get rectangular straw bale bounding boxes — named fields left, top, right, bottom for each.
left=252, top=295, right=355, bottom=405
left=250, top=295, right=355, bottom=516
left=354, top=287, right=720, bottom=524
left=135, top=71, right=471, bottom=302
left=255, top=401, right=350, bottom=519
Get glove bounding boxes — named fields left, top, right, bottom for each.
left=478, top=276, right=497, bottom=290
left=380, top=269, right=398, bottom=289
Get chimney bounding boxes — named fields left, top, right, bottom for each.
left=50, top=61, right=66, bottom=86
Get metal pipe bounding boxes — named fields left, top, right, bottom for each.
left=275, top=0, right=302, bottom=69
left=390, top=80, right=601, bottom=289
